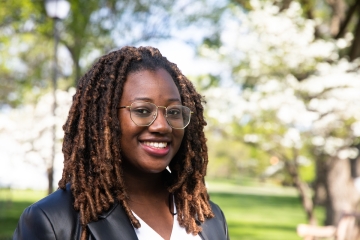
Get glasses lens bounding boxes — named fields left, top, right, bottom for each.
left=130, top=102, right=157, bottom=126
left=166, top=105, right=191, bottom=129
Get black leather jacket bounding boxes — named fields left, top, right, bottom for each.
left=13, top=184, right=229, bottom=240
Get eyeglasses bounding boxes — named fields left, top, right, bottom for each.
left=118, top=101, right=193, bottom=129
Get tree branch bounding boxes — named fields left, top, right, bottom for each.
left=349, top=12, right=360, bottom=60
left=335, top=0, right=360, bottom=39
left=327, top=0, right=347, bottom=36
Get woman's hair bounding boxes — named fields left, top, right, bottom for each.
left=58, top=46, right=214, bottom=240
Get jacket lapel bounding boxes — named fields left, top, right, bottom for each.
left=87, top=201, right=224, bottom=240
left=87, top=202, right=138, bottom=240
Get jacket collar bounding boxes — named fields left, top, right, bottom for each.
left=87, top=202, right=208, bottom=240
left=87, top=202, right=138, bottom=240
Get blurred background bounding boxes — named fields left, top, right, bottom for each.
left=1, top=0, right=360, bottom=239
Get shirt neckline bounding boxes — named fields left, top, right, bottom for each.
left=131, top=195, right=176, bottom=240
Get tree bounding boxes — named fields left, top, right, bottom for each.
left=200, top=0, right=360, bottom=227
left=233, top=0, right=360, bottom=60
left=0, top=0, right=226, bottom=107
left=0, top=0, right=52, bottom=106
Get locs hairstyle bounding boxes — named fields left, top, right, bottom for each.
left=59, top=46, right=214, bottom=240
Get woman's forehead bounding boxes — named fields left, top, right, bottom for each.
left=121, top=69, right=181, bottom=104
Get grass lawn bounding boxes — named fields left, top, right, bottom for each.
left=0, top=189, right=46, bottom=240
left=207, top=180, right=324, bottom=240
left=0, top=181, right=322, bottom=240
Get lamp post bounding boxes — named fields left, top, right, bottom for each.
left=45, top=0, right=70, bottom=195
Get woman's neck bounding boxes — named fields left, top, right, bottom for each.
left=122, top=164, right=169, bottom=200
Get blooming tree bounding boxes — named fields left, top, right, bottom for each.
left=0, top=88, right=75, bottom=192
left=201, top=0, right=360, bottom=226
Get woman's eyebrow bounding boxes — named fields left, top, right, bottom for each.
left=133, top=97, right=152, bottom=102
left=167, top=98, right=182, bottom=103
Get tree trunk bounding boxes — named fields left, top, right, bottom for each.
left=74, top=56, right=81, bottom=86
left=313, top=157, right=327, bottom=206
left=285, top=161, right=317, bottom=225
left=47, top=166, right=54, bottom=195
left=327, top=0, right=346, bottom=36
left=349, top=13, right=360, bottom=61
left=335, top=0, right=360, bottom=39
left=323, top=157, right=360, bottom=225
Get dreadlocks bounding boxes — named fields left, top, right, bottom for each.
left=58, top=46, right=214, bottom=240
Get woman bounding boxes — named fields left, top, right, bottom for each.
left=13, top=46, right=229, bottom=240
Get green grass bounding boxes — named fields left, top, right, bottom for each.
left=0, top=183, right=323, bottom=240
left=210, top=192, right=304, bottom=240
left=207, top=180, right=324, bottom=240
left=0, top=189, right=46, bottom=239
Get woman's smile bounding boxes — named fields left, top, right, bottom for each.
left=142, top=141, right=168, bottom=149
left=140, top=141, right=171, bottom=157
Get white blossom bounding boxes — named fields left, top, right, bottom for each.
left=0, top=88, right=74, bottom=189
left=202, top=0, right=360, bottom=163
left=338, top=148, right=359, bottom=160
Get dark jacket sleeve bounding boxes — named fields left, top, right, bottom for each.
left=212, top=201, right=230, bottom=240
left=13, top=185, right=80, bottom=240
left=218, top=205, right=230, bottom=240
left=200, top=201, right=230, bottom=240
left=13, top=204, right=57, bottom=240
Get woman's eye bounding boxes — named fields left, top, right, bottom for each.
left=133, top=108, right=151, bottom=115
left=168, top=109, right=181, bottom=117
left=169, top=110, right=179, bottom=115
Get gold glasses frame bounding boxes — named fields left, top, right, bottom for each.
left=118, top=101, right=193, bottom=129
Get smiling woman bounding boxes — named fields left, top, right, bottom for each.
left=13, top=46, right=229, bottom=240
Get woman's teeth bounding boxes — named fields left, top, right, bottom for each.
left=143, top=141, right=168, bottom=148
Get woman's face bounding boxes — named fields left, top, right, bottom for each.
left=118, top=68, right=185, bottom=174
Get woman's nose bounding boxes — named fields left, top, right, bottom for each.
left=148, top=108, right=172, bottom=133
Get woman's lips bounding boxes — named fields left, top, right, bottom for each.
left=140, top=141, right=170, bottom=157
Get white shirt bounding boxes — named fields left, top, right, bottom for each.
left=132, top=199, right=202, bottom=240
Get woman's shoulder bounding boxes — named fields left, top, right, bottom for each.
left=25, top=183, right=78, bottom=220
left=208, top=200, right=225, bottom=218
left=200, top=200, right=229, bottom=240
left=13, top=184, right=81, bottom=240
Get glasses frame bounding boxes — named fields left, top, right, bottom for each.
left=118, top=101, right=193, bottom=129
